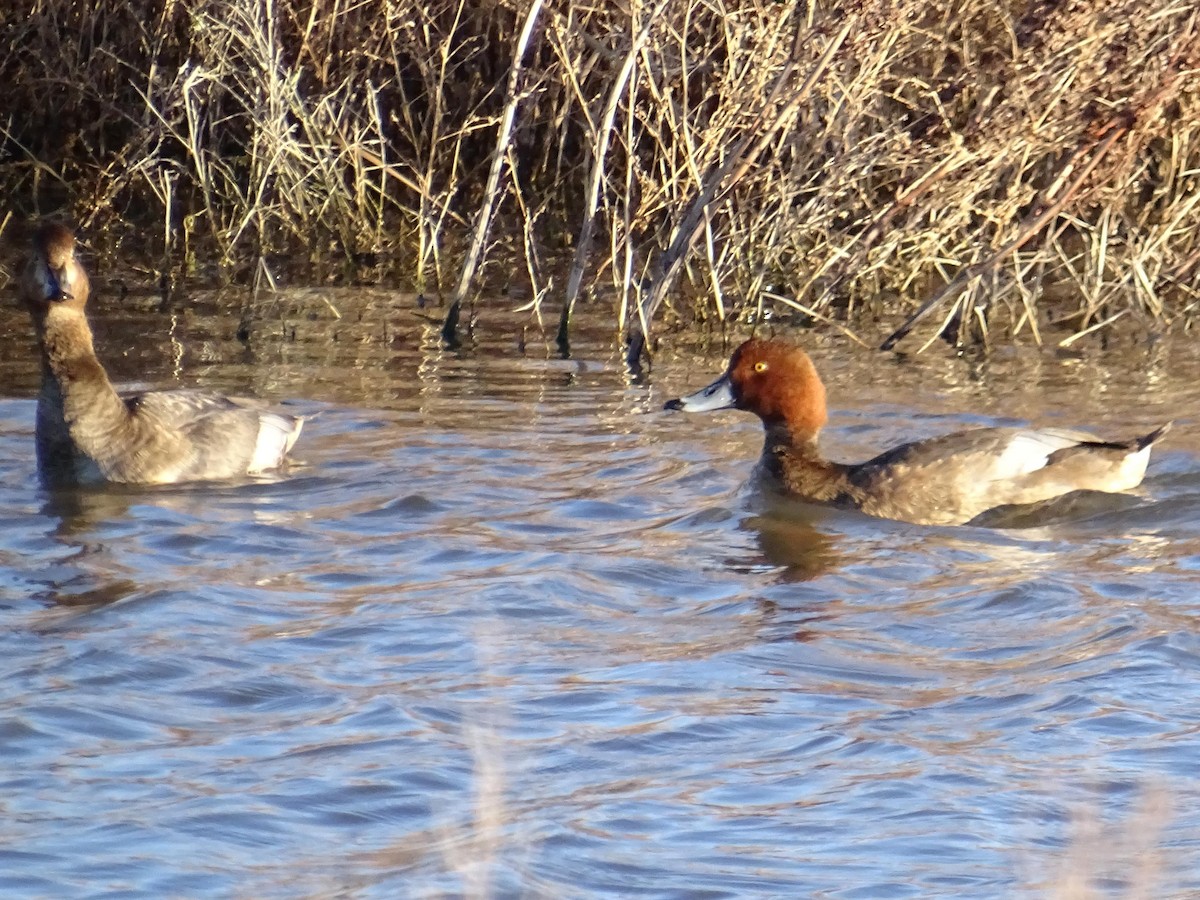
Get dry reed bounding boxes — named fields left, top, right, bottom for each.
left=3, top=0, right=1198, bottom=352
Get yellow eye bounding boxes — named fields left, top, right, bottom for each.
left=754, top=361, right=769, bottom=373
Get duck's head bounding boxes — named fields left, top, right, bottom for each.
left=21, top=223, right=90, bottom=317
left=664, top=339, right=828, bottom=440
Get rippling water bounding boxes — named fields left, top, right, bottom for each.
left=2, top=288, right=1200, bottom=898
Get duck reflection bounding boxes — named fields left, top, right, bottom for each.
left=33, top=486, right=142, bottom=609
left=733, top=502, right=842, bottom=583
left=42, top=484, right=138, bottom=538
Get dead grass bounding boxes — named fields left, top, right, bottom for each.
left=2, top=0, right=1198, bottom=352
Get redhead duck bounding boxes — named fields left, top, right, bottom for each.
left=20, top=223, right=303, bottom=486
left=665, top=338, right=1169, bottom=526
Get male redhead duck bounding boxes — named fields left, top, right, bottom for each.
left=20, top=223, right=303, bottom=486
left=665, top=338, right=1169, bottom=526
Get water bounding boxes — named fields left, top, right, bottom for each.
left=2, top=288, right=1200, bottom=898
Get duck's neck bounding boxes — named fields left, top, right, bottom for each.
left=761, top=422, right=853, bottom=503
left=37, top=306, right=128, bottom=436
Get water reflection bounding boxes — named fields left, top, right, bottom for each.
left=0, top=294, right=1198, bottom=896
left=41, top=485, right=138, bottom=537
left=21, top=488, right=136, bottom=610
left=966, top=489, right=1150, bottom=529
left=740, top=512, right=841, bottom=582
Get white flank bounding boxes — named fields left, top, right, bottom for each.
left=1111, top=444, right=1152, bottom=491
left=248, top=414, right=303, bottom=473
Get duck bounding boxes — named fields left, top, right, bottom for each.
left=20, top=222, right=303, bottom=486
left=664, top=338, right=1169, bottom=526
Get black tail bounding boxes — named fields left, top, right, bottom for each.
left=1078, top=422, right=1171, bottom=452
left=1137, top=422, right=1172, bottom=450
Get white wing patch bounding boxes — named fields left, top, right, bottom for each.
left=988, top=429, right=1090, bottom=481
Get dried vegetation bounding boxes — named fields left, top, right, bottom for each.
left=2, top=0, right=1198, bottom=353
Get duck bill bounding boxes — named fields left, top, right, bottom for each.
left=664, top=372, right=735, bottom=412
left=47, top=267, right=70, bottom=301
left=31, top=262, right=72, bottom=302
